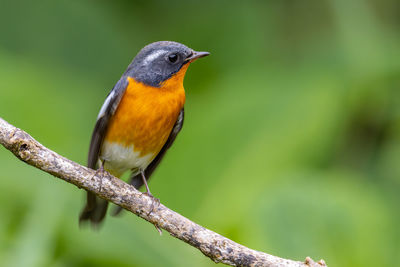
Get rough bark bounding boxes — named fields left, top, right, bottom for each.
left=0, top=117, right=327, bottom=267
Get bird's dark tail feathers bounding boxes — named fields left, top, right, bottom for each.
left=80, top=166, right=153, bottom=224
left=79, top=192, right=109, bottom=227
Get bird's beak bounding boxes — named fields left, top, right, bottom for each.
left=185, top=51, right=210, bottom=62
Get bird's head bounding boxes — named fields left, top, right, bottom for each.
left=125, top=41, right=209, bottom=88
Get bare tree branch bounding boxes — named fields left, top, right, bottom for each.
left=0, top=117, right=327, bottom=267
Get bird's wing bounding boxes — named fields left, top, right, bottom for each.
left=112, top=108, right=184, bottom=216
left=87, top=77, right=128, bottom=169
left=144, top=107, right=184, bottom=177
left=79, top=77, right=128, bottom=226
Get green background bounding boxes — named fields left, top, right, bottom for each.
left=0, top=0, right=399, bottom=266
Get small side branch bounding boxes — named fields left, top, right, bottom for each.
left=0, top=117, right=326, bottom=267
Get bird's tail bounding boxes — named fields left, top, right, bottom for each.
left=79, top=192, right=109, bottom=227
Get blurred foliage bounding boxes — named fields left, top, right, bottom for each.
left=0, top=0, right=399, bottom=266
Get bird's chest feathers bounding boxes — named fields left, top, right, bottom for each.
left=103, top=77, right=185, bottom=163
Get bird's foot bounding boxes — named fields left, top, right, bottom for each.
left=143, top=191, right=160, bottom=215
left=142, top=192, right=162, bottom=234
left=92, top=164, right=107, bottom=192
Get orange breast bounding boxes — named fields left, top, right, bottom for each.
left=103, top=66, right=187, bottom=159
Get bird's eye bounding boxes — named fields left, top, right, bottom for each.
left=168, top=54, right=178, bottom=63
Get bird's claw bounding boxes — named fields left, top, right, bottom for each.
left=143, top=192, right=160, bottom=216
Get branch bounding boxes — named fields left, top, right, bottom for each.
left=0, top=117, right=327, bottom=267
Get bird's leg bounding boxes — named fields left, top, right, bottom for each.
left=98, top=160, right=105, bottom=192
left=94, top=160, right=106, bottom=192
left=140, top=170, right=162, bottom=234
left=140, top=170, right=153, bottom=196
left=140, top=170, right=161, bottom=217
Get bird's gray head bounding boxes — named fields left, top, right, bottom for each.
left=124, top=41, right=209, bottom=87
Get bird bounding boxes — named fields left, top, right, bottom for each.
left=79, top=41, right=209, bottom=226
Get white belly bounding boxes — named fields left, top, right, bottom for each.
left=100, top=141, right=154, bottom=177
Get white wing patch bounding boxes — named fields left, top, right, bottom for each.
left=97, top=90, right=115, bottom=119
left=143, top=49, right=168, bottom=65
left=100, top=141, right=154, bottom=177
